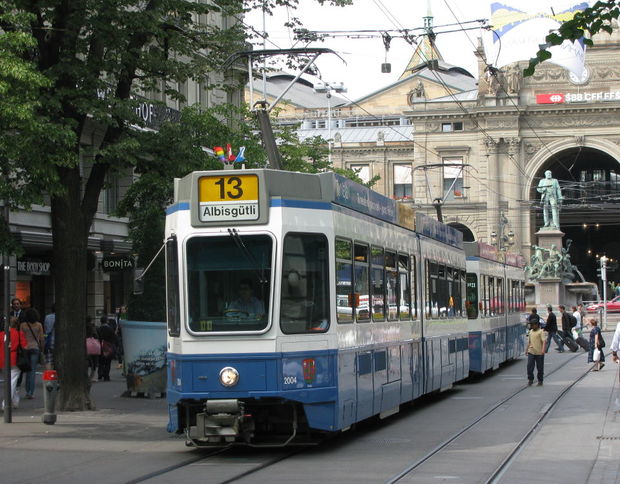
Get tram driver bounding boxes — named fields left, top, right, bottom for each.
left=226, top=279, right=265, bottom=319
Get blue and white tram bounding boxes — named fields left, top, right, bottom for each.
left=164, top=169, right=469, bottom=446
left=464, top=242, right=526, bottom=374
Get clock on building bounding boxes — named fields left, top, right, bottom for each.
left=569, top=66, right=590, bottom=85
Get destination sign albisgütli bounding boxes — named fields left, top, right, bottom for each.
left=198, top=174, right=259, bottom=222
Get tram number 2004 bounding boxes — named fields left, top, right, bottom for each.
left=283, top=376, right=297, bottom=385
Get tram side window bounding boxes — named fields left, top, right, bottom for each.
left=354, top=243, right=370, bottom=322
left=371, top=246, right=385, bottom=321
left=446, top=267, right=455, bottom=318
left=460, top=270, right=466, bottom=317
left=411, top=255, right=418, bottom=320
left=498, top=277, right=505, bottom=315
left=428, top=261, right=439, bottom=319
left=437, top=264, right=448, bottom=318
left=398, top=254, right=411, bottom=320
left=166, top=235, right=180, bottom=337
left=466, top=273, right=478, bottom=319
left=336, top=238, right=354, bottom=324
left=489, top=277, right=497, bottom=316
left=281, top=233, right=330, bottom=334
left=386, top=251, right=398, bottom=321
left=481, top=275, right=489, bottom=317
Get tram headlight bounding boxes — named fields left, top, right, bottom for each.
left=219, top=367, right=240, bottom=387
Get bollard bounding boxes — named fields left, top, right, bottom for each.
left=42, top=370, right=59, bottom=425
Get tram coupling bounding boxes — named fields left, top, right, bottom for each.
left=194, top=399, right=255, bottom=445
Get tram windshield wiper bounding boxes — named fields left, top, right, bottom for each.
left=227, top=228, right=268, bottom=285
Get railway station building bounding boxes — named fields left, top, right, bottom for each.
left=269, top=24, right=620, bottom=285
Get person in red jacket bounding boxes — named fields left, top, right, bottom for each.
left=1, top=317, right=27, bottom=410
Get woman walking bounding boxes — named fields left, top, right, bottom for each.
left=588, top=318, right=605, bottom=371
left=0, top=317, right=27, bottom=410
left=20, top=308, right=45, bottom=399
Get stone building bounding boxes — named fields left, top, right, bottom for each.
left=266, top=26, right=620, bottom=284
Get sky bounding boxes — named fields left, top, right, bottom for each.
left=245, top=0, right=591, bottom=100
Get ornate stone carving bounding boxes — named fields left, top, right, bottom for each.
left=507, top=137, right=521, bottom=155
left=574, top=135, right=585, bottom=147
left=483, top=138, right=498, bottom=155
left=525, top=142, right=541, bottom=155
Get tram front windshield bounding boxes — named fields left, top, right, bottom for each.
left=186, top=234, right=272, bottom=332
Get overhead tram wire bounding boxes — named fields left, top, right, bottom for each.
left=441, top=0, right=579, bottom=182
left=361, top=0, right=531, bottom=182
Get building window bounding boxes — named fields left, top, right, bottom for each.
left=350, top=164, right=370, bottom=184
left=443, top=157, right=464, bottom=200
left=105, top=175, right=120, bottom=214
left=441, top=122, right=463, bottom=132
left=393, top=164, right=412, bottom=199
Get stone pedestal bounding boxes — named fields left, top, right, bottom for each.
left=535, top=229, right=564, bottom=251
left=536, top=278, right=562, bottom=306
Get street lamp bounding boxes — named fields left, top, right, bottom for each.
left=314, top=81, right=346, bottom=165
left=600, top=255, right=608, bottom=330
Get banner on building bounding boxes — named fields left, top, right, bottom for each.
left=488, top=1, right=589, bottom=78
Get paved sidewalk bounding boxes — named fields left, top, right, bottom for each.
left=1, top=339, right=619, bottom=484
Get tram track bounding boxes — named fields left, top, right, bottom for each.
left=385, top=351, right=592, bottom=484
left=124, top=443, right=308, bottom=484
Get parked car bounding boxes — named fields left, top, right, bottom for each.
left=586, top=295, right=620, bottom=312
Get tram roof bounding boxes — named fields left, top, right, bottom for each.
left=171, top=169, right=463, bottom=249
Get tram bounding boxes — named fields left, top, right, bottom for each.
left=164, top=168, right=524, bottom=447
left=465, top=242, right=527, bottom=373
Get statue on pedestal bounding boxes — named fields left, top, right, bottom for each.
left=537, top=170, right=563, bottom=229
left=525, top=240, right=576, bottom=282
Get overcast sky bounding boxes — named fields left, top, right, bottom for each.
left=245, top=0, right=591, bottom=100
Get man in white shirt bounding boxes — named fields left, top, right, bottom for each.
left=571, top=305, right=582, bottom=331
left=611, top=321, right=620, bottom=363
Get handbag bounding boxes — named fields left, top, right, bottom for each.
left=16, top=346, right=31, bottom=372
left=86, top=337, right=102, bottom=356
left=571, top=329, right=579, bottom=340
left=599, top=334, right=606, bottom=348
left=101, top=340, right=115, bottom=358
left=593, top=348, right=601, bottom=362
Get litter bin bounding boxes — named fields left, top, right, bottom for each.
left=121, top=320, right=167, bottom=396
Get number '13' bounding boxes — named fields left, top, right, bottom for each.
left=214, top=177, right=243, bottom=199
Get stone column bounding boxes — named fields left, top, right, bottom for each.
left=483, top=138, right=500, bottom=243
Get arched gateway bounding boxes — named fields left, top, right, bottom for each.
left=526, top=140, right=620, bottom=282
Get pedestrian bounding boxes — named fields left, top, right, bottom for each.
left=0, top=317, right=27, bottom=410
left=85, top=316, right=100, bottom=383
left=43, top=303, right=55, bottom=367
left=577, top=303, right=586, bottom=324
left=572, top=306, right=582, bottom=334
left=544, top=305, right=564, bottom=352
left=611, top=321, right=620, bottom=366
left=9, top=297, right=24, bottom=322
left=527, top=307, right=541, bottom=329
left=19, top=308, right=44, bottom=399
left=97, top=315, right=117, bottom=381
left=526, top=318, right=547, bottom=386
left=588, top=318, right=606, bottom=371
left=558, top=304, right=574, bottom=339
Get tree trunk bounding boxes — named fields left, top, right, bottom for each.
left=51, top=167, right=94, bottom=411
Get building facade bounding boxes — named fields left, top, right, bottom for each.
left=269, top=27, right=620, bottom=284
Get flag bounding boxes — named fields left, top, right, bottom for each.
left=488, top=1, right=589, bottom=78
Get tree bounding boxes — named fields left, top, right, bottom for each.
left=0, top=7, right=59, bottom=253
left=525, top=1, right=620, bottom=76
left=0, top=0, right=352, bottom=411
